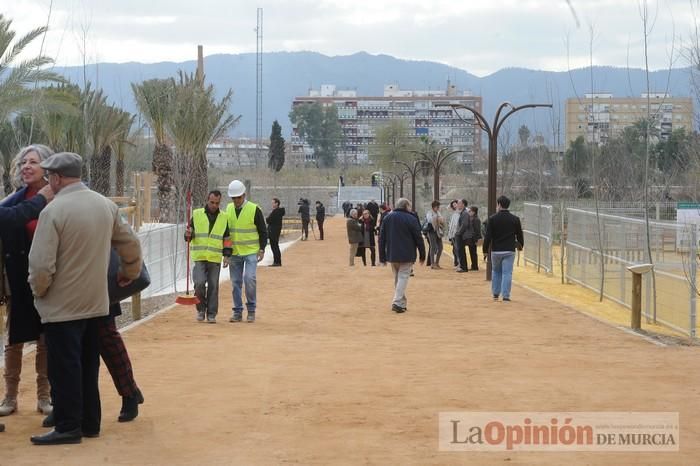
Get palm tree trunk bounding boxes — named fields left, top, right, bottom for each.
left=153, top=143, right=175, bottom=223
left=192, top=153, right=208, bottom=208
left=91, top=146, right=112, bottom=195
left=116, top=156, right=125, bottom=196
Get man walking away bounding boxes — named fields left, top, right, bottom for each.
left=315, top=201, right=326, bottom=240
left=298, top=198, right=310, bottom=241
left=378, top=198, right=426, bottom=313
left=482, top=195, right=523, bottom=302
left=28, top=152, right=142, bottom=445
left=226, top=180, right=268, bottom=323
left=266, top=198, right=285, bottom=266
left=185, top=190, right=231, bottom=323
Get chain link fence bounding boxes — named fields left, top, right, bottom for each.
left=522, top=203, right=554, bottom=273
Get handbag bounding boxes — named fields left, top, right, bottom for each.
left=107, top=249, right=150, bottom=303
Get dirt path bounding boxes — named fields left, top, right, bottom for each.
left=4, top=216, right=699, bottom=465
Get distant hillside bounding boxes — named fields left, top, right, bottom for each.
left=53, top=51, right=696, bottom=144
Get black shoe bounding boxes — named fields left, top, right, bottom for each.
left=30, top=428, right=82, bottom=445
left=493, top=294, right=499, bottom=301
left=503, top=297, right=511, bottom=302
left=471, top=268, right=479, bottom=271
left=391, top=304, right=406, bottom=313
left=42, top=412, right=55, bottom=428
left=83, top=430, right=100, bottom=438
left=456, top=269, right=468, bottom=273
left=118, top=389, right=144, bottom=422
left=270, top=263, right=281, bottom=267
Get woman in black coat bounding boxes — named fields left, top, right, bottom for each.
left=0, top=145, right=54, bottom=418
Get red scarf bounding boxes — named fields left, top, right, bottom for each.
left=24, top=186, right=40, bottom=240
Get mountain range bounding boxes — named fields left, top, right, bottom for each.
left=53, top=51, right=697, bottom=144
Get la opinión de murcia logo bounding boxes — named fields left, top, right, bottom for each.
left=438, top=412, right=679, bottom=452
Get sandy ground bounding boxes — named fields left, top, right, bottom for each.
left=3, top=216, right=699, bottom=465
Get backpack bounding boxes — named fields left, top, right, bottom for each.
left=421, top=221, right=434, bottom=234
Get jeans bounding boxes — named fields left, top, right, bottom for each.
left=229, top=253, right=257, bottom=317
left=192, top=261, right=221, bottom=318
left=390, top=262, right=413, bottom=309
left=491, top=252, right=516, bottom=299
left=428, top=232, right=443, bottom=265
left=45, top=318, right=101, bottom=434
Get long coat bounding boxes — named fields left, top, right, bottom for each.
left=0, top=187, right=45, bottom=344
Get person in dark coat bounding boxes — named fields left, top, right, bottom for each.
left=0, top=145, right=56, bottom=420
left=378, top=198, right=426, bottom=313
left=453, top=199, right=469, bottom=272
left=358, top=210, right=376, bottom=266
left=346, top=209, right=363, bottom=266
left=366, top=199, right=379, bottom=228
left=266, top=198, right=285, bottom=266
left=298, top=198, right=310, bottom=240
left=465, top=206, right=482, bottom=271
left=482, top=195, right=524, bottom=302
left=315, top=201, right=326, bottom=240
left=0, top=169, right=54, bottom=433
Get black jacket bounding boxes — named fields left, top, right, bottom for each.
left=298, top=203, right=310, bottom=221
left=266, top=207, right=285, bottom=236
left=315, top=204, right=325, bottom=222
left=482, top=210, right=524, bottom=254
left=0, top=188, right=48, bottom=344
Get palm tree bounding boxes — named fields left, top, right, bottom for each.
left=0, top=14, right=64, bottom=124
left=114, top=111, right=135, bottom=197
left=166, top=71, right=238, bottom=208
left=132, top=78, right=176, bottom=221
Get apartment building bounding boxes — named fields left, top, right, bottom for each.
left=290, top=83, right=482, bottom=168
left=565, top=93, right=694, bottom=145
left=206, top=137, right=269, bottom=170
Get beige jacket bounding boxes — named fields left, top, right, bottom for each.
left=28, top=183, right=142, bottom=323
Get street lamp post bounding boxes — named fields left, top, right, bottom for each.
left=438, top=102, right=552, bottom=280
left=393, top=158, right=429, bottom=210
left=407, top=143, right=464, bottom=202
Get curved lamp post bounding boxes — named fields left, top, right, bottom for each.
left=438, top=101, right=552, bottom=280
left=407, top=144, right=464, bottom=202
left=393, top=158, right=429, bottom=210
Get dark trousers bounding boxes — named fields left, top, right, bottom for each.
left=45, top=317, right=101, bottom=434
left=359, top=246, right=376, bottom=266
left=454, top=236, right=468, bottom=271
left=467, top=240, right=479, bottom=270
left=301, top=218, right=309, bottom=239
left=97, top=316, right=138, bottom=398
left=450, top=239, right=459, bottom=266
left=269, top=230, right=281, bottom=265
left=317, top=219, right=324, bottom=240
left=424, top=235, right=432, bottom=266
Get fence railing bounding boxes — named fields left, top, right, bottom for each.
left=522, top=203, right=553, bottom=273
left=565, top=208, right=697, bottom=337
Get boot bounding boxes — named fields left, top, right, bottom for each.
left=118, top=389, right=144, bottom=422
left=0, top=398, right=17, bottom=416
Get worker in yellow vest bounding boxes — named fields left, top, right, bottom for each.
left=185, top=190, right=231, bottom=323
left=225, top=180, right=268, bottom=323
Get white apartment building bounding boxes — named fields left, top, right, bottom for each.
left=290, top=83, right=482, bottom=169
left=565, top=93, right=694, bottom=145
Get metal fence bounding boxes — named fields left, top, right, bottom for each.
left=136, top=223, right=188, bottom=298
left=565, top=208, right=697, bottom=337
left=522, top=203, right=553, bottom=273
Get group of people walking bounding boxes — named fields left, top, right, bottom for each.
left=0, top=146, right=145, bottom=444
left=362, top=195, right=523, bottom=313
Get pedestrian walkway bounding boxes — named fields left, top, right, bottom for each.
left=3, top=216, right=699, bottom=465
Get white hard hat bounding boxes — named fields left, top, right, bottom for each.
left=227, top=180, right=246, bottom=197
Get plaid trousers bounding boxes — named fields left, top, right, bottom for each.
left=97, top=316, right=139, bottom=398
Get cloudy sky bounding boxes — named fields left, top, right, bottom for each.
left=6, top=0, right=698, bottom=76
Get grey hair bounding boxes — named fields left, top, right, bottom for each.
left=349, top=208, right=358, bottom=217
left=10, top=144, right=55, bottom=188
left=395, top=197, right=411, bottom=210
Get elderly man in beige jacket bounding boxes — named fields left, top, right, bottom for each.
left=27, top=152, right=142, bottom=445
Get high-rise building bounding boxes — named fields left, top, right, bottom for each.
left=565, top=93, right=694, bottom=145
left=290, top=83, right=482, bottom=168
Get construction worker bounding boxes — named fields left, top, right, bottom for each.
left=225, top=180, right=267, bottom=323
left=185, top=190, right=231, bottom=323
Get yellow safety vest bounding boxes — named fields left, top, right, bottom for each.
left=191, top=208, right=228, bottom=263
left=226, top=201, right=260, bottom=256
